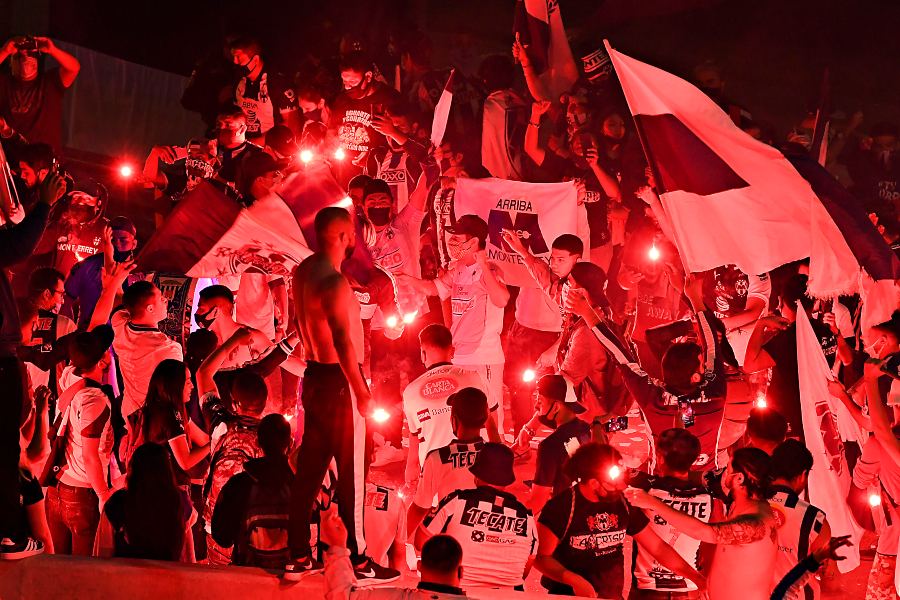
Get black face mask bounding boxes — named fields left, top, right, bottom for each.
left=367, top=207, right=392, bottom=226
left=236, top=56, right=257, bottom=77
left=113, top=249, right=134, bottom=263
left=194, top=308, right=217, bottom=329
left=439, top=157, right=453, bottom=172
left=538, top=404, right=557, bottom=430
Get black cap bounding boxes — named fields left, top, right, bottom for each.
left=873, top=310, right=900, bottom=339
left=69, top=325, right=114, bottom=371
left=469, top=442, right=515, bottom=487
left=446, top=386, right=489, bottom=427
left=445, top=214, right=489, bottom=244
left=265, top=125, right=298, bottom=157
left=537, top=374, right=585, bottom=414
left=109, top=215, right=136, bottom=236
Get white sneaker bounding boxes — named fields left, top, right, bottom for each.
left=0, top=537, right=44, bottom=560
left=371, top=443, right=405, bottom=467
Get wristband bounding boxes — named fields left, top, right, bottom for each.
left=522, top=425, right=535, bottom=437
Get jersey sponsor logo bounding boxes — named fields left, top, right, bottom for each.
left=569, top=529, right=625, bottom=553
left=380, top=169, right=407, bottom=184
left=34, top=317, right=54, bottom=332
left=421, top=376, right=458, bottom=399
left=451, top=295, right=474, bottom=317
left=443, top=450, right=478, bottom=469
left=416, top=408, right=432, bottom=422
left=654, top=497, right=710, bottom=520
left=365, top=487, right=389, bottom=511
left=461, top=506, right=528, bottom=536
left=372, top=246, right=404, bottom=271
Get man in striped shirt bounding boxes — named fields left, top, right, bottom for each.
left=767, top=440, right=831, bottom=600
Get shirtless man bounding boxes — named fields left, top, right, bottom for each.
left=285, top=207, right=399, bottom=585
left=625, top=447, right=778, bottom=600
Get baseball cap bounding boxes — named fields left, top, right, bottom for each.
left=69, top=325, right=114, bottom=371
left=446, top=386, right=489, bottom=428
left=537, top=374, right=585, bottom=414
left=265, top=125, right=298, bottom=157
left=109, top=215, right=136, bottom=236
left=469, top=442, right=515, bottom=487
left=873, top=310, right=900, bottom=339
left=445, top=214, right=489, bottom=244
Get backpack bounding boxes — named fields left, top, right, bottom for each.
left=203, top=419, right=261, bottom=525
left=237, top=470, right=291, bottom=569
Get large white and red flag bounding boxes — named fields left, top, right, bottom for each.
left=138, top=162, right=346, bottom=277
left=430, top=69, right=455, bottom=148
left=796, top=306, right=863, bottom=572
left=605, top=42, right=892, bottom=297
left=453, top=177, right=588, bottom=288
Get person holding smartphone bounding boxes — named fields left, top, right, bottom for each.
left=566, top=273, right=729, bottom=472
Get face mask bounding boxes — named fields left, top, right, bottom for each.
left=65, top=204, right=95, bottom=225
left=237, top=55, right=258, bottom=77
left=195, top=307, right=218, bottom=329
left=538, top=403, right=558, bottom=430
left=344, top=78, right=368, bottom=100
left=366, top=207, right=392, bottom=226
left=113, top=249, right=133, bottom=263
left=447, top=239, right=475, bottom=262
left=439, top=157, right=453, bottom=172
left=866, top=336, right=887, bottom=359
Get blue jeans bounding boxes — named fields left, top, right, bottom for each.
left=46, top=483, right=100, bottom=556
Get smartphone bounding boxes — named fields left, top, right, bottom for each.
left=16, top=37, right=38, bottom=53
left=370, top=103, right=384, bottom=118
left=881, top=351, right=900, bottom=381
left=678, top=399, right=695, bottom=428
left=604, top=416, right=629, bottom=433
left=579, top=132, right=593, bottom=152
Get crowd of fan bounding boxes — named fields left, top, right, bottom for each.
left=0, top=23, right=899, bottom=600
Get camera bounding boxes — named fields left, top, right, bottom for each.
left=15, top=37, right=38, bottom=53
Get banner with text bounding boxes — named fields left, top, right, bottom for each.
left=454, top=177, right=586, bottom=288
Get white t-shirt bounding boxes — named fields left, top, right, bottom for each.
left=369, top=204, right=427, bottom=318
left=402, top=363, right=494, bottom=467
left=112, top=310, right=183, bottom=417
left=413, top=439, right=483, bottom=509
left=434, top=261, right=505, bottom=364
left=363, top=482, right=406, bottom=568
left=235, top=272, right=281, bottom=340
left=24, top=313, right=77, bottom=390
left=59, top=380, right=114, bottom=488
left=514, top=284, right=562, bottom=333
left=425, top=486, right=536, bottom=589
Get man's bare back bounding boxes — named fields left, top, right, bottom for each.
left=709, top=501, right=778, bottom=600
left=293, top=253, right=365, bottom=366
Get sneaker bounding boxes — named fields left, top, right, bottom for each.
left=371, top=443, right=405, bottom=467
left=0, top=537, right=44, bottom=560
left=283, top=555, right=323, bottom=581
left=353, top=557, right=400, bottom=586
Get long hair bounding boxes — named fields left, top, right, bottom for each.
left=122, top=443, right=184, bottom=561
left=142, top=359, right=188, bottom=443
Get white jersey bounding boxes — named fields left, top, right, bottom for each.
left=769, top=487, right=826, bottom=600
left=403, top=363, right=493, bottom=467
left=413, top=439, right=483, bottom=509
left=369, top=204, right=427, bottom=318
left=363, top=482, right=406, bottom=568
left=434, top=261, right=505, bottom=364
left=633, top=475, right=714, bottom=593
left=425, top=486, right=536, bottom=589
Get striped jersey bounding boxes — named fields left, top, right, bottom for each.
left=413, top=439, right=484, bottom=509
left=768, top=486, right=826, bottom=600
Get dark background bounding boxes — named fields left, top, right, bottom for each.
left=2, top=0, right=899, bottom=140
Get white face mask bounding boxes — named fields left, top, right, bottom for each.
left=865, top=336, right=887, bottom=359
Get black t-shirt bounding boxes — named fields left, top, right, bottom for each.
left=763, top=318, right=838, bottom=437
left=534, top=418, right=592, bottom=495
left=144, top=403, right=190, bottom=485
left=216, top=140, right=264, bottom=186
left=234, top=70, right=298, bottom=137
left=329, top=83, right=400, bottom=164
left=538, top=486, right=649, bottom=597
left=0, top=68, right=66, bottom=151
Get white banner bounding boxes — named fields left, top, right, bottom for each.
left=454, top=177, right=587, bottom=288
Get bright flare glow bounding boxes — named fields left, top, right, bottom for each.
left=403, top=311, right=417, bottom=324
left=522, top=369, right=536, bottom=383
left=284, top=413, right=294, bottom=422
left=334, top=147, right=346, bottom=161
left=119, top=164, right=134, bottom=178
left=336, top=196, right=354, bottom=208
left=299, top=149, right=314, bottom=163
left=397, top=490, right=405, bottom=499
left=386, top=315, right=399, bottom=328
left=372, top=408, right=390, bottom=423
left=755, top=394, right=767, bottom=409
left=608, top=465, right=622, bottom=480
left=648, top=244, right=660, bottom=261
left=870, top=493, right=882, bottom=507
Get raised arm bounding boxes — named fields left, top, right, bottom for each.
left=524, top=101, right=552, bottom=166
left=500, top=228, right=553, bottom=291
left=323, top=276, right=372, bottom=416
left=196, top=327, right=254, bottom=398
left=88, top=259, right=135, bottom=330
left=35, top=37, right=80, bottom=87
left=477, top=254, right=509, bottom=307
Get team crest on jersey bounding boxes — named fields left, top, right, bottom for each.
left=587, top=512, right=619, bottom=532
left=734, top=278, right=748, bottom=297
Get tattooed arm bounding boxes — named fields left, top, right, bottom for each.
left=625, top=488, right=768, bottom=545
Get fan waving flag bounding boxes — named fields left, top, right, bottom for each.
left=796, top=306, right=862, bottom=573
left=430, top=69, right=455, bottom=148
left=513, top=0, right=578, bottom=101
left=605, top=41, right=870, bottom=297
left=138, top=162, right=346, bottom=277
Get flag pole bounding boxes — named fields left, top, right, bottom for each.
left=602, top=39, right=692, bottom=274
left=809, top=67, right=830, bottom=165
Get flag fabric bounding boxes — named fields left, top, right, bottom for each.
left=513, top=0, right=578, bottom=101
left=809, top=69, right=830, bottom=166
left=138, top=163, right=346, bottom=277
left=605, top=42, right=872, bottom=297
left=796, top=306, right=863, bottom=573
left=430, top=69, right=455, bottom=148
left=453, top=177, right=588, bottom=288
